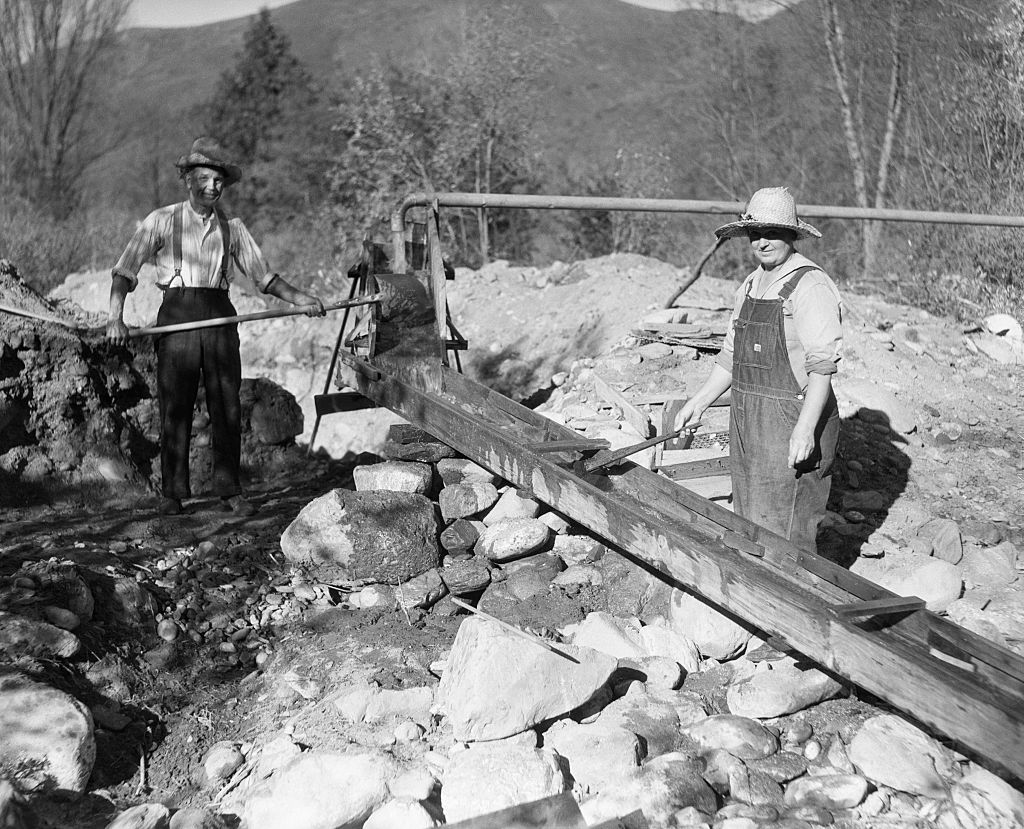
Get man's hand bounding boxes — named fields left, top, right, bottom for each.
left=106, top=318, right=129, bottom=346
left=302, top=295, right=326, bottom=317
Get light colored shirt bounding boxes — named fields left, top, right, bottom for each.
left=111, top=201, right=277, bottom=294
left=716, top=251, right=843, bottom=388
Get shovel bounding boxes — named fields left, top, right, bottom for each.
left=574, top=422, right=703, bottom=475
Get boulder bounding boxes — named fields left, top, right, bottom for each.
left=594, top=688, right=681, bottom=757
left=440, top=745, right=567, bottom=824
left=363, top=686, right=434, bottom=726
left=363, top=799, right=440, bottom=829
left=483, top=488, right=543, bottom=524
left=439, top=519, right=480, bottom=554
left=783, top=774, right=869, bottom=809
left=0, top=673, right=95, bottom=793
left=435, top=458, right=498, bottom=486
left=352, top=461, right=433, bottom=494
left=578, top=752, right=716, bottom=827
left=726, top=660, right=844, bottom=719
left=962, top=542, right=1017, bottom=589
left=544, top=721, right=643, bottom=793
left=280, top=489, right=440, bottom=583
left=476, top=519, right=552, bottom=563
left=436, top=617, right=616, bottom=741
left=438, top=560, right=491, bottom=595
left=106, top=803, right=172, bottom=828
left=840, top=378, right=918, bottom=433
left=397, top=569, right=447, bottom=610
left=0, top=611, right=81, bottom=659
left=242, top=377, right=303, bottom=445
left=502, top=554, right=564, bottom=599
left=668, top=590, right=753, bottom=660
left=240, top=751, right=396, bottom=829
left=891, top=559, right=962, bottom=613
left=848, top=714, right=956, bottom=797
left=919, top=517, right=963, bottom=564
left=438, top=482, right=499, bottom=522
left=935, top=766, right=1024, bottom=829
left=680, top=714, right=779, bottom=760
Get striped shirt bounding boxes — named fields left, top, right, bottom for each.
left=112, top=201, right=277, bottom=293
left=717, top=251, right=843, bottom=388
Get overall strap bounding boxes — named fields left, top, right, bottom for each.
left=777, top=265, right=817, bottom=301
left=171, top=202, right=184, bottom=283
left=215, top=208, right=231, bottom=289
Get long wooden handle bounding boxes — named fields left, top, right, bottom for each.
left=582, top=422, right=703, bottom=473
left=128, top=293, right=384, bottom=338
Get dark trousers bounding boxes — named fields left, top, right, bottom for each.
left=156, top=288, right=241, bottom=500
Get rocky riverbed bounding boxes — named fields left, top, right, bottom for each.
left=1, top=253, right=1023, bottom=828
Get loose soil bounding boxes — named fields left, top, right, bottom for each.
left=2, top=250, right=1023, bottom=826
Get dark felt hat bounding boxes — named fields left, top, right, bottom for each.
left=175, top=137, right=241, bottom=186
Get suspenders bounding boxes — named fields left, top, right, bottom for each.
left=777, top=265, right=816, bottom=301
left=170, top=202, right=232, bottom=289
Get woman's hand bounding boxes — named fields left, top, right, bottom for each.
left=788, top=422, right=816, bottom=468
left=673, top=398, right=706, bottom=433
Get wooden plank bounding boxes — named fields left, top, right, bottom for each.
left=313, top=391, right=376, bottom=416
left=527, top=438, right=611, bottom=453
left=834, top=597, right=926, bottom=619
left=660, top=456, right=730, bottom=480
left=592, top=373, right=652, bottom=438
left=349, top=364, right=1024, bottom=780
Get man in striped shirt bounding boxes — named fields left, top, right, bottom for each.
left=106, top=137, right=325, bottom=517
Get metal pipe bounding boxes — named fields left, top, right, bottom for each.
left=392, top=191, right=1024, bottom=230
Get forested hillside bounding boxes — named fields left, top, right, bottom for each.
left=1, top=0, right=1022, bottom=319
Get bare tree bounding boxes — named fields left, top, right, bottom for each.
left=818, top=0, right=910, bottom=277
left=0, top=0, right=129, bottom=218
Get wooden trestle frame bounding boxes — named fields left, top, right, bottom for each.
left=323, top=194, right=1024, bottom=782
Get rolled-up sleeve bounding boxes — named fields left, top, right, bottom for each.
left=111, top=211, right=163, bottom=291
left=230, top=219, right=277, bottom=293
left=791, top=277, right=843, bottom=375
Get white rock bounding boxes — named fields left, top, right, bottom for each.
left=482, top=488, right=543, bottom=524
left=333, top=684, right=375, bottom=723
left=438, top=482, right=500, bottom=521
left=594, top=689, right=681, bottom=757
left=475, top=519, right=552, bottom=563
left=840, top=378, right=919, bottom=433
left=638, top=620, right=702, bottom=673
left=0, top=673, right=95, bottom=793
left=892, top=559, right=963, bottom=612
left=962, top=542, right=1017, bottom=589
left=667, top=590, right=752, bottom=660
left=435, top=458, right=499, bottom=486
left=240, top=751, right=396, bottom=829
left=353, top=461, right=433, bottom=494
left=783, top=774, right=869, bottom=809
left=680, top=714, right=779, bottom=760
left=538, top=511, right=572, bottom=534
left=579, top=752, right=716, bottom=827
left=935, top=765, right=1024, bottom=829
left=363, top=798, right=440, bottom=829
left=552, top=534, right=605, bottom=566
left=544, top=721, right=642, bottom=792
left=105, top=803, right=171, bottom=828
left=440, top=745, right=567, bottom=824
left=202, top=741, right=244, bottom=785
left=393, top=721, right=425, bottom=742
left=389, top=768, right=436, bottom=801
left=848, top=714, right=956, bottom=797
left=983, top=313, right=1023, bottom=341
left=551, top=564, right=603, bottom=588
left=919, top=517, right=963, bottom=564
left=436, top=617, right=617, bottom=741
left=571, top=612, right=647, bottom=660
left=364, top=686, right=434, bottom=726
left=726, top=659, right=844, bottom=719
left=396, top=569, right=447, bottom=610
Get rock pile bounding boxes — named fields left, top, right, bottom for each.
left=33, top=424, right=1012, bottom=828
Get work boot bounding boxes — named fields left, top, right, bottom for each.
left=158, top=496, right=182, bottom=516
left=221, top=494, right=256, bottom=516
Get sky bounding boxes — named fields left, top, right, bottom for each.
left=128, top=0, right=298, bottom=29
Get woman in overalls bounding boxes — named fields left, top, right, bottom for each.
left=675, top=187, right=842, bottom=553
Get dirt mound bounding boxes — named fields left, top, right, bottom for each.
left=0, top=262, right=318, bottom=507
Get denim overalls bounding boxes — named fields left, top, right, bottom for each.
left=729, top=266, right=839, bottom=552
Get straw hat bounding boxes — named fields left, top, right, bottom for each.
left=714, top=187, right=821, bottom=240
left=175, top=137, right=241, bottom=186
